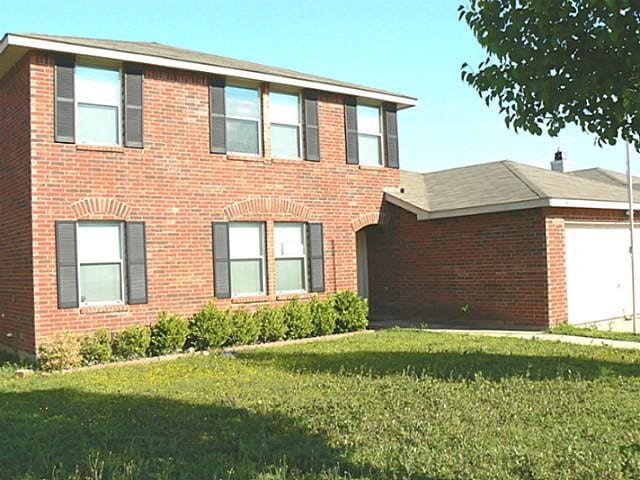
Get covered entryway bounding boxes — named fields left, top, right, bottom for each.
left=565, top=223, right=639, bottom=325
left=356, top=229, right=369, bottom=299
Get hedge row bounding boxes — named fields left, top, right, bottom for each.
left=38, top=291, right=368, bottom=371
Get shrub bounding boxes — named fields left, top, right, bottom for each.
left=188, top=303, right=233, bottom=350
left=310, top=296, right=338, bottom=336
left=256, top=306, right=287, bottom=343
left=38, top=332, right=82, bottom=371
left=80, top=329, right=112, bottom=366
left=111, top=325, right=151, bottom=360
left=283, top=299, right=313, bottom=339
left=332, top=290, right=369, bottom=333
left=228, top=308, right=260, bottom=346
left=149, top=312, right=189, bottom=356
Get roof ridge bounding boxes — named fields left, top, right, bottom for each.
left=501, top=161, right=545, bottom=199
left=422, top=160, right=507, bottom=176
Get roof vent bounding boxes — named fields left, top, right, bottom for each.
left=551, top=149, right=569, bottom=173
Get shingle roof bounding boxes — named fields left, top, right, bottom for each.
left=389, top=160, right=638, bottom=217
left=10, top=33, right=415, bottom=103
left=570, top=167, right=640, bottom=189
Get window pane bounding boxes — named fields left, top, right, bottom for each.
left=76, top=65, right=120, bottom=106
left=229, top=223, right=263, bottom=259
left=77, top=104, right=119, bottom=145
left=276, top=259, right=305, bottom=292
left=226, top=86, right=260, bottom=119
left=272, top=124, right=300, bottom=158
left=78, top=223, right=122, bottom=262
left=270, top=92, right=299, bottom=124
left=357, top=105, right=381, bottom=134
left=358, top=134, right=382, bottom=166
left=275, top=223, right=305, bottom=257
left=226, top=118, right=259, bottom=154
left=231, top=259, right=263, bottom=295
left=80, top=263, right=122, bottom=303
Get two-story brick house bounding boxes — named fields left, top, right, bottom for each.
left=0, top=33, right=417, bottom=357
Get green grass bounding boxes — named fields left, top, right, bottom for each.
left=2, top=330, right=640, bottom=479
left=549, top=323, right=640, bottom=343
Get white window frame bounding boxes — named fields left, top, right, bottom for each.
left=274, top=222, right=308, bottom=294
left=225, top=84, right=262, bottom=156
left=357, top=103, right=384, bottom=167
left=74, top=61, right=123, bottom=147
left=229, top=222, right=266, bottom=297
left=270, top=90, right=302, bottom=159
left=76, top=221, right=126, bottom=307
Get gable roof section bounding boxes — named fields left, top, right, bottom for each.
left=386, top=160, right=640, bottom=220
left=0, top=33, right=417, bottom=108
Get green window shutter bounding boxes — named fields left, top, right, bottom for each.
left=303, top=90, right=320, bottom=161
left=384, top=103, right=399, bottom=168
left=54, top=55, right=75, bottom=143
left=344, top=96, right=359, bottom=164
left=125, top=222, right=148, bottom=304
left=210, top=76, right=226, bottom=154
left=307, top=223, right=325, bottom=292
left=124, top=64, right=144, bottom=148
left=55, top=221, right=79, bottom=308
left=212, top=222, right=231, bottom=298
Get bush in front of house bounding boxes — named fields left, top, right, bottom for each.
left=149, top=312, right=189, bottom=356
left=283, top=298, right=313, bottom=339
left=256, top=305, right=287, bottom=343
left=35, top=291, right=370, bottom=370
left=188, top=303, right=232, bottom=350
left=38, top=332, right=82, bottom=371
left=332, top=290, right=369, bottom=333
left=111, top=325, right=151, bottom=360
left=80, top=329, right=113, bottom=366
left=228, top=308, right=261, bottom=346
left=310, top=295, right=338, bottom=337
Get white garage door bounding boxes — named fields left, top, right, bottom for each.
left=565, top=223, right=639, bottom=325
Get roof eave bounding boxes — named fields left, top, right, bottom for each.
left=385, top=194, right=640, bottom=221
left=0, top=33, right=418, bottom=108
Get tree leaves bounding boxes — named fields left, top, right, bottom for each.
left=459, top=0, right=640, bottom=150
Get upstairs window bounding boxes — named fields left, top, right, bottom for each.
left=226, top=86, right=261, bottom=155
left=275, top=223, right=307, bottom=293
left=271, top=92, right=301, bottom=158
left=77, top=222, right=125, bottom=305
left=229, top=222, right=266, bottom=296
left=356, top=104, right=382, bottom=166
left=76, top=65, right=121, bottom=146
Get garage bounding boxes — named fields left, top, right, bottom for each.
left=565, top=223, right=638, bottom=325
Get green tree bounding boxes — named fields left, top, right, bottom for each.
left=459, top=0, right=640, bottom=147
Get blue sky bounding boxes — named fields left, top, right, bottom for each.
left=2, top=0, right=632, bottom=174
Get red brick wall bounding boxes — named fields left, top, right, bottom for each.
left=367, top=203, right=550, bottom=328
left=0, top=56, right=35, bottom=355
left=27, top=52, right=399, bottom=353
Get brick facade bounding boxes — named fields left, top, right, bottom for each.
left=0, top=51, right=399, bottom=356
left=0, top=56, right=34, bottom=354
left=368, top=203, right=639, bottom=329
left=367, top=203, right=550, bottom=328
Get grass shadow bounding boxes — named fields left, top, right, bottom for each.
left=240, top=349, right=640, bottom=381
left=0, top=388, right=442, bottom=480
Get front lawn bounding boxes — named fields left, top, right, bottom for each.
left=1, top=330, right=640, bottom=479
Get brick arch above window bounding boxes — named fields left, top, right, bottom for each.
left=350, top=211, right=385, bottom=232
left=70, top=198, right=132, bottom=220
left=223, top=197, right=311, bottom=221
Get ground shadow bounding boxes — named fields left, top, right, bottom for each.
left=0, top=388, right=442, bottom=480
left=239, top=349, right=640, bottom=381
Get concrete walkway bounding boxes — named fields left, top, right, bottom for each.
left=428, top=328, right=640, bottom=351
